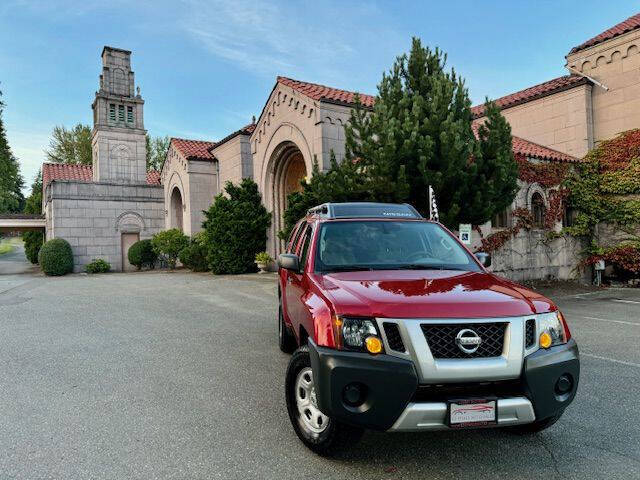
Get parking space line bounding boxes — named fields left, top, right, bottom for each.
left=582, top=353, right=640, bottom=369
left=564, top=314, right=640, bottom=326
left=611, top=299, right=640, bottom=305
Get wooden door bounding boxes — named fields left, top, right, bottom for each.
left=121, top=233, right=140, bottom=272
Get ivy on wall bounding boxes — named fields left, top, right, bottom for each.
left=476, top=129, right=640, bottom=280
left=477, top=155, right=571, bottom=253
left=565, top=129, right=640, bottom=277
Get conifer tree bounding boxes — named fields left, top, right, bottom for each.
left=280, top=38, right=517, bottom=232
left=0, top=88, right=25, bottom=213
left=473, top=101, right=518, bottom=224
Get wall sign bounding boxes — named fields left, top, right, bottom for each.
left=459, top=224, right=472, bottom=245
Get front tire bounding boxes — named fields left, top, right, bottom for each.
left=285, top=346, right=363, bottom=456
left=278, top=299, right=297, bottom=353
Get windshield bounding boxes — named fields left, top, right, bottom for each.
left=314, top=221, right=481, bottom=273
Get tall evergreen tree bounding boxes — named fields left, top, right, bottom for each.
left=0, top=88, right=25, bottom=213
left=473, top=101, right=518, bottom=224
left=44, top=123, right=92, bottom=165
left=280, top=38, right=517, bottom=233
left=344, top=38, right=516, bottom=228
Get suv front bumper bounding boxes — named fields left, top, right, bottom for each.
left=308, top=339, right=579, bottom=431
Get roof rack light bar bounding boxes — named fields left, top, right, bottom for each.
left=306, top=202, right=422, bottom=219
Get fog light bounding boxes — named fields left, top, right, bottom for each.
left=555, top=374, right=573, bottom=395
left=365, top=336, right=383, bottom=354
left=539, top=332, right=552, bottom=349
left=343, top=383, right=365, bottom=407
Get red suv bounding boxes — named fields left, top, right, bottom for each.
left=278, top=203, right=579, bottom=455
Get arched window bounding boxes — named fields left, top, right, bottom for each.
left=531, top=192, right=545, bottom=228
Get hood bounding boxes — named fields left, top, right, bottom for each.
left=313, top=270, right=555, bottom=319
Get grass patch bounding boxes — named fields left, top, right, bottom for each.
left=0, top=243, right=15, bottom=255
left=0, top=237, right=22, bottom=255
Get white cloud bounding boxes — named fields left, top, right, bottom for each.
left=178, top=0, right=365, bottom=80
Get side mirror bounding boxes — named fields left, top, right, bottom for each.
left=278, top=253, right=300, bottom=272
left=475, top=252, right=491, bottom=268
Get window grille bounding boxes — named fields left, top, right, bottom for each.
left=531, top=193, right=545, bottom=228
left=492, top=207, right=511, bottom=229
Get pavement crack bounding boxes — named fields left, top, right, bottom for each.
left=537, top=436, right=561, bottom=478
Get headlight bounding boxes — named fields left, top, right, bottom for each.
left=538, top=311, right=570, bottom=348
left=332, top=316, right=384, bottom=354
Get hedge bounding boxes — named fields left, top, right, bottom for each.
left=179, top=234, right=209, bottom=272
left=127, top=239, right=158, bottom=270
left=85, top=258, right=111, bottom=273
left=203, top=179, right=271, bottom=274
left=39, top=238, right=74, bottom=276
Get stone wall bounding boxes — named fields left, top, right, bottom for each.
left=45, top=180, right=164, bottom=272
left=484, top=230, right=585, bottom=283
left=488, top=84, right=593, bottom=159
left=470, top=179, right=586, bottom=283
left=567, top=28, right=640, bottom=144
left=213, top=134, right=252, bottom=187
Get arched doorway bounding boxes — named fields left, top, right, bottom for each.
left=270, top=143, right=308, bottom=254
left=170, top=187, right=184, bottom=231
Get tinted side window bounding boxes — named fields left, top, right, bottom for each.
left=299, top=225, right=313, bottom=269
left=287, top=221, right=304, bottom=254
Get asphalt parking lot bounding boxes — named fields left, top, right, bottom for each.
left=0, top=268, right=638, bottom=479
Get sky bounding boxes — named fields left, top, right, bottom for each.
left=1, top=0, right=639, bottom=193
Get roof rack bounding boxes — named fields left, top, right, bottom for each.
left=306, top=202, right=422, bottom=219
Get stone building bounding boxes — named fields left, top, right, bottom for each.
left=36, top=12, right=640, bottom=279
left=42, top=47, right=164, bottom=272
left=162, top=12, right=640, bottom=281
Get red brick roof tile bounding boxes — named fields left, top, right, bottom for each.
left=42, top=162, right=93, bottom=189
left=569, top=13, right=640, bottom=54
left=472, top=123, right=578, bottom=162
left=511, top=136, right=579, bottom=163
left=471, top=75, right=587, bottom=118
left=42, top=162, right=163, bottom=190
left=170, top=138, right=217, bottom=161
left=146, top=170, right=161, bottom=185
left=277, top=76, right=376, bottom=108
left=209, top=123, right=256, bottom=152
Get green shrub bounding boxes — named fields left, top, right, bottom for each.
left=127, top=239, right=158, bottom=270
left=152, top=229, right=189, bottom=269
left=39, top=238, right=74, bottom=276
left=203, top=179, right=271, bottom=274
left=85, top=258, right=111, bottom=273
left=255, top=252, right=273, bottom=263
left=23, top=231, right=43, bottom=264
left=179, top=236, right=209, bottom=272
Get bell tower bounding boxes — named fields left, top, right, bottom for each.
left=91, top=46, right=147, bottom=184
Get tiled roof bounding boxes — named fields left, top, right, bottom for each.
left=511, top=136, right=579, bottom=163
left=471, top=75, right=588, bottom=118
left=146, top=170, right=161, bottom=185
left=170, top=138, right=217, bottom=161
left=42, top=162, right=162, bottom=189
left=277, top=76, right=376, bottom=108
left=210, top=123, right=256, bottom=152
left=569, top=13, right=640, bottom=54
left=42, top=162, right=93, bottom=189
left=472, top=123, right=579, bottom=162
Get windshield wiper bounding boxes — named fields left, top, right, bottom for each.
left=393, top=264, right=468, bottom=271
left=322, top=266, right=374, bottom=273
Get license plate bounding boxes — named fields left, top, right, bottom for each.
left=447, top=398, right=497, bottom=428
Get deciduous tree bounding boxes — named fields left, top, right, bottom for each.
left=44, top=123, right=92, bottom=165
